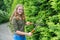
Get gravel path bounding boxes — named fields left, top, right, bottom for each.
left=0, top=23, right=13, bottom=40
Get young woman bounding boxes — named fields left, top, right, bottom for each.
left=10, top=4, right=32, bottom=40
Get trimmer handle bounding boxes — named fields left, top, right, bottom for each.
left=31, top=22, right=36, bottom=33
left=31, top=28, right=35, bottom=33
left=31, top=29, right=35, bottom=33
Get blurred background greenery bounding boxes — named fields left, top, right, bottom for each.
left=1, top=0, right=60, bottom=40
left=0, top=0, right=13, bottom=23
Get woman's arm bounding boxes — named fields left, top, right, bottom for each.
left=16, top=30, right=32, bottom=36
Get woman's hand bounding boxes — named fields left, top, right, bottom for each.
left=27, top=32, right=32, bottom=36
left=26, top=22, right=32, bottom=25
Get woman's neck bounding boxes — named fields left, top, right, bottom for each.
left=18, top=14, right=23, bottom=20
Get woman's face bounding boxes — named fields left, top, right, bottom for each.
left=17, top=6, right=23, bottom=14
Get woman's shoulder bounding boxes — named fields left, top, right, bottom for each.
left=12, top=16, right=17, bottom=21
left=11, top=16, right=17, bottom=23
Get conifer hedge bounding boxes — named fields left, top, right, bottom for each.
left=9, top=0, right=60, bottom=40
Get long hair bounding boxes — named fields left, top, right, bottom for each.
left=10, top=4, right=25, bottom=21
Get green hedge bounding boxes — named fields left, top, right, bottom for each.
left=0, top=0, right=13, bottom=24
left=0, top=10, right=9, bottom=23
left=9, top=0, right=60, bottom=40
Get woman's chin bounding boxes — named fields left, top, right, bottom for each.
left=19, top=13, right=22, bottom=14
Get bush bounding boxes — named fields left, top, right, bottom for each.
left=9, top=0, right=60, bottom=40
left=0, top=10, right=8, bottom=23
left=0, top=0, right=13, bottom=24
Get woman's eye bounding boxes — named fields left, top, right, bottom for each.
left=19, top=9, right=22, bottom=10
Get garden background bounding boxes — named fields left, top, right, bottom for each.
left=0, top=0, right=60, bottom=40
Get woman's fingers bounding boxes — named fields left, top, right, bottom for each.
left=28, top=32, right=32, bottom=36
left=26, top=22, right=33, bottom=25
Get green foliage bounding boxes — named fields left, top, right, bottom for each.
left=0, top=0, right=7, bottom=11
left=3, top=0, right=13, bottom=12
left=0, top=10, right=8, bottom=23
left=0, top=0, right=13, bottom=23
left=9, top=0, right=60, bottom=40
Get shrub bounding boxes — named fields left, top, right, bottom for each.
left=9, top=0, right=60, bottom=40
left=0, top=10, right=8, bottom=23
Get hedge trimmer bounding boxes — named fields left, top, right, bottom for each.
left=30, top=22, right=39, bottom=33
left=31, top=23, right=37, bottom=33
left=30, top=22, right=45, bottom=33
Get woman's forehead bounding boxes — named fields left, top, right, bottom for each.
left=18, top=6, right=23, bottom=9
